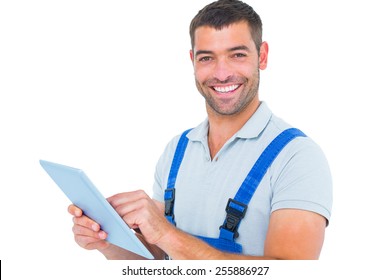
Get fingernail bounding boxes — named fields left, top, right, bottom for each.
left=99, top=231, right=106, bottom=239
left=92, top=224, right=99, bottom=232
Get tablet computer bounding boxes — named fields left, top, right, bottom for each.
left=39, top=160, right=154, bottom=259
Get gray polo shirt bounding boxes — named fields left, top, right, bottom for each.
left=153, top=102, right=332, bottom=256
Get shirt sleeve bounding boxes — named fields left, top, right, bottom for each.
left=270, top=137, right=333, bottom=224
left=152, top=135, right=181, bottom=203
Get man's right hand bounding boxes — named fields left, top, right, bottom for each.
left=68, top=204, right=109, bottom=251
left=68, top=204, right=156, bottom=259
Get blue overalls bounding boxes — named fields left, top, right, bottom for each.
left=164, top=128, right=306, bottom=255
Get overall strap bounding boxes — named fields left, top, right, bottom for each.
left=164, top=129, right=192, bottom=226
left=219, top=128, right=307, bottom=241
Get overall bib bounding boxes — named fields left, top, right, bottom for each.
left=164, top=128, right=306, bottom=255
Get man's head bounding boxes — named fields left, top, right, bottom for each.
left=190, top=0, right=263, bottom=54
left=189, top=0, right=268, bottom=117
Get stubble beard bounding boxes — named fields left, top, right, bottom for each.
left=195, top=69, right=260, bottom=116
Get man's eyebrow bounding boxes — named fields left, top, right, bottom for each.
left=228, top=45, right=250, bottom=52
left=195, top=50, right=213, bottom=57
left=195, top=45, right=250, bottom=57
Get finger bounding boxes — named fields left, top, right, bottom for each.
left=74, top=234, right=109, bottom=251
left=107, top=190, right=149, bottom=208
left=68, top=204, right=83, bottom=217
left=73, top=215, right=101, bottom=232
left=72, top=224, right=107, bottom=240
left=113, top=197, right=150, bottom=218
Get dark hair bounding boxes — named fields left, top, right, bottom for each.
left=190, top=0, right=263, bottom=53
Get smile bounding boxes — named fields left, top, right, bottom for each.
left=213, top=84, right=240, bottom=94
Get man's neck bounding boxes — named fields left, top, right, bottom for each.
left=207, top=99, right=260, bottom=159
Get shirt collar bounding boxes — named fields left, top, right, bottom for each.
left=187, top=101, right=272, bottom=142
left=236, top=101, right=272, bottom=139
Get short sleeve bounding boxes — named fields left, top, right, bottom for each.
left=152, top=135, right=181, bottom=203
left=270, top=137, right=333, bottom=224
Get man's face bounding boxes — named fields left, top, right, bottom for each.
left=190, top=21, right=267, bottom=116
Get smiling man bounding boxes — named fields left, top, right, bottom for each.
left=69, top=0, right=332, bottom=260
left=192, top=22, right=264, bottom=117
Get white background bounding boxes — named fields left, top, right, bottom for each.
left=1, top=0, right=389, bottom=278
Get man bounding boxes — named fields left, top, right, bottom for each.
left=69, top=0, right=332, bottom=259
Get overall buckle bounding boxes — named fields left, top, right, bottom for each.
left=220, top=198, right=248, bottom=239
left=164, top=188, right=176, bottom=217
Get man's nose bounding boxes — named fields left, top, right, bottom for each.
left=213, top=58, right=233, bottom=82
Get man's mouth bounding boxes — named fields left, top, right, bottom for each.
left=212, top=84, right=240, bottom=94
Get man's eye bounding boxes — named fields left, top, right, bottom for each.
left=199, top=56, right=212, bottom=62
left=233, top=53, right=247, bottom=58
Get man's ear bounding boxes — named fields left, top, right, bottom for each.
left=259, top=41, right=269, bottom=70
left=190, top=49, right=195, bottom=64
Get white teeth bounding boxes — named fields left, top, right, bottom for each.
left=213, top=84, right=239, bottom=93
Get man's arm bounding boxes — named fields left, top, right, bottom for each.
left=263, top=209, right=325, bottom=259
left=155, top=208, right=325, bottom=260
left=108, top=191, right=326, bottom=260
